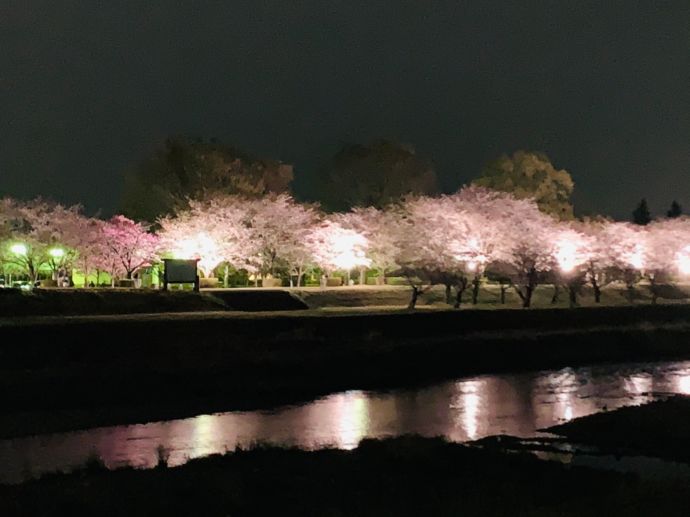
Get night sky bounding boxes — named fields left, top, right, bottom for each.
left=1, top=1, right=689, bottom=219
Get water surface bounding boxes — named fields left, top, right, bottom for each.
left=2, top=360, right=690, bottom=484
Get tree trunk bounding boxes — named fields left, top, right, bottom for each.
left=551, top=285, right=560, bottom=304
left=626, top=284, right=635, bottom=304
left=224, top=265, right=229, bottom=288
left=471, top=275, right=480, bottom=305
left=568, top=283, right=578, bottom=308
left=454, top=279, right=468, bottom=309
left=650, top=276, right=658, bottom=305
left=408, top=286, right=420, bottom=310
left=500, top=284, right=507, bottom=304
left=359, top=268, right=366, bottom=286
left=522, top=286, right=533, bottom=308
left=591, top=276, right=601, bottom=303
left=297, top=267, right=303, bottom=287
left=445, top=284, right=453, bottom=305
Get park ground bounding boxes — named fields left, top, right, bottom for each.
left=2, top=281, right=690, bottom=317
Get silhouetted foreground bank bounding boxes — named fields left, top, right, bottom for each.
left=5, top=305, right=690, bottom=438
left=546, top=395, right=690, bottom=463
left=1, top=436, right=687, bottom=516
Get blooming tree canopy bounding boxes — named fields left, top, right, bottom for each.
left=101, top=215, right=159, bottom=280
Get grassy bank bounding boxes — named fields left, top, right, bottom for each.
left=0, top=288, right=310, bottom=316
left=4, top=305, right=690, bottom=438
left=2, top=281, right=689, bottom=318
left=2, top=436, right=688, bottom=516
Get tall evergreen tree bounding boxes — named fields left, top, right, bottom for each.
left=667, top=200, right=683, bottom=218
left=632, top=198, right=652, bottom=225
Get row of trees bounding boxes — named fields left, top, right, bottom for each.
left=3, top=187, right=690, bottom=308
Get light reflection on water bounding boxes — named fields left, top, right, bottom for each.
left=2, top=360, right=690, bottom=484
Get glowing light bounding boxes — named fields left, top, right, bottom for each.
left=451, top=379, right=485, bottom=441
left=10, top=243, right=27, bottom=256
left=676, top=374, right=690, bottom=395
left=555, top=240, right=578, bottom=273
left=48, top=248, right=64, bottom=258
left=322, top=227, right=370, bottom=271
left=677, top=246, right=690, bottom=275
left=623, top=373, right=653, bottom=405
left=172, top=232, right=222, bottom=277
left=333, top=391, right=369, bottom=450
left=626, top=244, right=645, bottom=270
left=466, top=261, right=477, bottom=272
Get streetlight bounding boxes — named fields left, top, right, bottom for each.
left=10, top=243, right=27, bottom=256
left=48, top=248, right=65, bottom=259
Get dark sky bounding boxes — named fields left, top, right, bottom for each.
left=1, top=1, right=689, bottom=219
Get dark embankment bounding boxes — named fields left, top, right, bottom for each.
left=3, top=436, right=688, bottom=516
left=4, top=305, right=690, bottom=438
left=0, top=288, right=307, bottom=317
left=545, top=395, right=690, bottom=463
left=205, top=289, right=308, bottom=311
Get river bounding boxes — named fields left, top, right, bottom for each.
left=2, top=360, right=690, bottom=484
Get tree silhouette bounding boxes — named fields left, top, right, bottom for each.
left=667, top=200, right=682, bottom=218
left=632, top=199, right=651, bottom=225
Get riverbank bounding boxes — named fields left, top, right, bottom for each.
left=3, top=281, right=689, bottom=318
left=4, top=305, right=690, bottom=438
left=1, top=435, right=687, bottom=516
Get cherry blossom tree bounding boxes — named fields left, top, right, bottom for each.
left=551, top=224, right=594, bottom=307
left=482, top=194, right=560, bottom=308
left=243, top=194, right=321, bottom=287
left=0, top=199, right=84, bottom=283
left=158, top=196, right=252, bottom=283
left=643, top=217, right=690, bottom=303
left=331, top=207, right=399, bottom=285
left=101, top=215, right=159, bottom=281
left=311, top=219, right=371, bottom=285
left=604, top=222, right=647, bottom=303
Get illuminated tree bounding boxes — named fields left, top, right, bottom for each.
left=0, top=199, right=83, bottom=283
left=577, top=218, right=618, bottom=303
left=69, top=217, right=107, bottom=287
left=101, top=216, right=159, bottom=280
left=158, top=196, right=254, bottom=286
left=643, top=218, right=690, bottom=303
left=243, top=194, right=321, bottom=286
left=311, top=219, right=371, bottom=284
left=605, top=222, right=647, bottom=302
left=485, top=195, right=560, bottom=308
left=333, top=207, right=400, bottom=285
left=393, top=191, right=502, bottom=308
left=551, top=224, right=593, bottom=307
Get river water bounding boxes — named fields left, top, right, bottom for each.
left=2, top=360, right=690, bottom=484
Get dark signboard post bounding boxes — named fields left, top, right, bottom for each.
left=163, top=258, right=200, bottom=292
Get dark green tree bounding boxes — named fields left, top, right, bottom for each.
left=318, top=140, right=438, bottom=212
left=632, top=198, right=652, bottom=225
left=121, top=137, right=293, bottom=222
left=472, top=150, right=575, bottom=220
left=667, top=200, right=683, bottom=218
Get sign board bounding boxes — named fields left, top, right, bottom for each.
left=163, top=258, right=200, bottom=291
